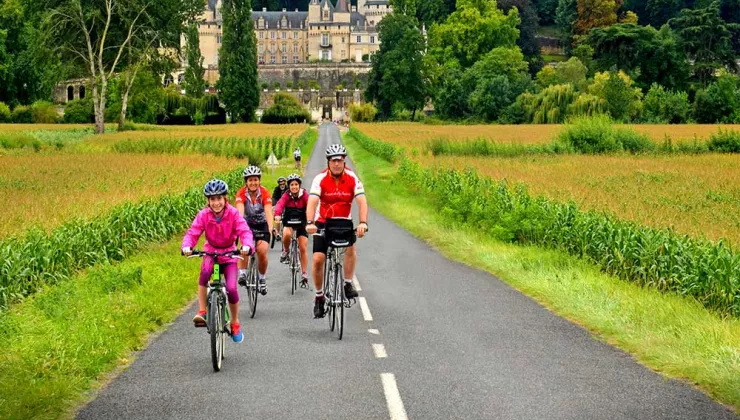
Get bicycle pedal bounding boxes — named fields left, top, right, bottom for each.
left=194, top=320, right=207, bottom=328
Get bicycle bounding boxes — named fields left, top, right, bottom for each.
left=187, top=249, right=243, bottom=372
left=313, top=226, right=359, bottom=340
left=283, top=217, right=307, bottom=295
left=241, top=230, right=268, bottom=318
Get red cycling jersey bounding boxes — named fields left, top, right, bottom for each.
left=309, top=168, right=365, bottom=223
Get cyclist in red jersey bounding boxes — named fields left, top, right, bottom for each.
left=305, top=144, right=368, bottom=318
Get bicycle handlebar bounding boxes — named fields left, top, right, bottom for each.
left=184, top=249, right=246, bottom=260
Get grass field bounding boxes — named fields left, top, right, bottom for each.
left=343, top=133, right=740, bottom=410
left=352, top=123, right=740, bottom=246
left=0, top=153, right=245, bottom=239
left=425, top=153, right=740, bottom=245
left=353, top=122, right=740, bottom=149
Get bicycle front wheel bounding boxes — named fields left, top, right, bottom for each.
left=248, top=264, right=258, bottom=318
left=334, top=260, right=344, bottom=340
left=209, top=293, right=224, bottom=372
left=290, top=240, right=299, bottom=295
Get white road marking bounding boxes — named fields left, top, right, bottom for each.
left=359, top=297, right=373, bottom=321
left=368, top=329, right=380, bottom=335
left=372, top=344, right=387, bottom=358
left=353, top=275, right=362, bottom=291
left=381, top=373, right=408, bottom=420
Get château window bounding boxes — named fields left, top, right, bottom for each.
left=357, top=35, right=361, bottom=43
left=321, top=33, right=329, bottom=46
left=282, top=32, right=286, bottom=39
left=370, top=36, right=375, bottom=44
left=217, top=35, right=222, bottom=44
left=293, top=31, right=298, bottom=39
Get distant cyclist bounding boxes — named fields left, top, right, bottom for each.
left=293, top=147, right=302, bottom=169
left=306, top=144, right=368, bottom=318
left=274, top=173, right=309, bottom=287
left=272, top=176, right=288, bottom=205
left=236, top=166, right=273, bottom=295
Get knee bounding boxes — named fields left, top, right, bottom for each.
left=226, top=286, right=239, bottom=304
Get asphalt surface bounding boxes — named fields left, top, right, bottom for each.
left=77, top=123, right=737, bottom=420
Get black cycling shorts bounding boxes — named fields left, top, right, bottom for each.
left=295, top=156, right=301, bottom=161
left=312, top=219, right=355, bottom=255
left=248, top=222, right=270, bottom=244
left=285, top=224, right=308, bottom=238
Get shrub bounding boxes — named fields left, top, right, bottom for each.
left=31, top=101, right=58, bottom=124
left=557, top=115, right=654, bottom=154
left=261, top=92, right=310, bottom=123
left=708, top=129, right=740, bottom=153
left=0, top=132, right=42, bottom=150
left=11, top=105, right=33, bottom=123
left=588, top=71, right=643, bottom=122
left=0, top=102, right=11, bottom=123
left=643, top=84, right=691, bottom=124
left=349, top=103, right=378, bottom=122
left=63, top=98, right=94, bottom=123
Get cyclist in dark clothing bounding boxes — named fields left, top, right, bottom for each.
left=272, top=177, right=288, bottom=204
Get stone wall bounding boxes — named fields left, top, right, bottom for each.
left=258, top=89, right=364, bottom=122
left=257, top=63, right=371, bottom=91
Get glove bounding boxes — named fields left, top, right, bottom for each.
left=241, top=246, right=253, bottom=256
left=182, top=247, right=192, bottom=256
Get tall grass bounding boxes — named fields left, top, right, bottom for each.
left=0, top=169, right=243, bottom=310
left=351, top=129, right=740, bottom=317
left=398, top=159, right=739, bottom=317
left=347, top=127, right=402, bottom=162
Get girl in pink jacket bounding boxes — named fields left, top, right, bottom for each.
left=182, top=179, right=254, bottom=343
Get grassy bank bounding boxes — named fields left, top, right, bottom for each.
left=342, top=133, right=740, bottom=410
left=0, top=240, right=200, bottom=420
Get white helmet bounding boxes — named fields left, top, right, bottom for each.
left=325, top=144, right=347, bottom=159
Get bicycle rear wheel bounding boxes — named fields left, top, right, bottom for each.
left=247, top=258, right=258, bottom=318
left=334, top=260, right=344, bottom=340
left=209, top=293, right=224, bottom=372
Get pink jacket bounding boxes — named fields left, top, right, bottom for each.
left=182, top=203, right=254, bottom=254
left=274, top=188, right=309, bottom=215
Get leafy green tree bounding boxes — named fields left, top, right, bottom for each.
left=366, top=12, right=427, bottom=120
left=427, top=0, right=521, bottom=68
left=642, top=83, right=691, bottom=123
left=588, top=70, right=643, bottom=121
left=184, top=22, right=206, bottom=98
left=669, top=1, right=737, bottom=85
left=464, top=47, right=532, bottom=120
left=586, top=23, right=689, bottom=90
left=535, top=57, right=588, bottom=89
left=416, top=0, right=457, bottom=26
left=693, top=72, right=740, bottom=123
left=556, top=0, right=578, bottom=48
left=498, top=0, right=544, bottom=74
left=261, top=92, right=310, bottom=123
left=218, top=0, right=260, bottom=122
left=532, top=0, right=560, bottom=25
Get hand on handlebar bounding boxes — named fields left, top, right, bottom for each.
left=182, top=247, right=192, bottom=257
left=306, top=223, right=318, bottom=235
left=356, top=222, right=368, bottom=238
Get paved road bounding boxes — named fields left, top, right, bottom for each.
left=77, top=124, right=737, bottom=420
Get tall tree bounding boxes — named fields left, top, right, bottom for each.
left=184, top=22, right=206, bottom=98
left=416, top=0, right=457, bottom=27
left=586, top=23, right=690, bottom=89
left=555, top=0, right=577, bottom=47
left=574, top=0, right=618, bottom=35
left=532, top=0, right=560, bottom=24
left=218, top=0, right=260, bottom=122
left=669, top=1, right=737, bottom=85
left=366, top=12, right=427, bottom=119
left=427, top=0, right=521, bottom=68
left=46, top=0, right=155, bottom=133
left=497, top=0, right=543, bottom=74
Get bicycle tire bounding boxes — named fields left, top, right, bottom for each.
left=209, top=292, right=223, bottom=372
left=247, top=256, right=258, bottom=318
left=334, top=255, right=344, bottom=340
left=327, top=253, right=336, bottom=332
left=290, top=238, right=299, bottom=295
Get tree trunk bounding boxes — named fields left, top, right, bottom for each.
left=119, top=70, right=134, bottom=129
left=411, top=108, right=416, bottom=121
left=92, top=83, right=105, bottom=134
